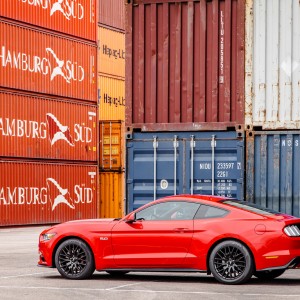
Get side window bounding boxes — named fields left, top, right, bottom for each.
left=195, top=204, right=228, bottom=219
left=136, top=201, right=200, bottom=221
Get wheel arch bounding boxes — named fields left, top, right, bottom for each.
left=52, top=236, right=95, bottom=269
left=206, top=237, right=257, bottom=274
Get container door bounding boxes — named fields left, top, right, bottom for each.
left=126, top=135, right=183, bottom=211
left=186, top=134, right=244, bottom=200
left=246, top=131, right=300, bottom=217
left=127, top=132, right=244, bottom=212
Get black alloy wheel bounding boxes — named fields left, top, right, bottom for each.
left=254, top=269, right=285, bottom=280
left=55, top=238, right=95, bottom=279
left=209, top=240, right=254, bottom=284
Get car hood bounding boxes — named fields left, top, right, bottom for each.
left=65, top=218, right=118, bottom=224
left=43, top=218, right=121, bottom=234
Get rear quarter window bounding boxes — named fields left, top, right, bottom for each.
left=195, top=204, right=228, bottom=219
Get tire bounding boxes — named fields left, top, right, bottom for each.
left=209, top=240, right=254, bottom=284
left=106, top=271, right=129, bottom=276
left=55, top=238, right=95, bottom=279
left=254, top=269, right=285, bottom=280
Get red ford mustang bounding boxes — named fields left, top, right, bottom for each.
left=38, top=195, right=300, bottom=284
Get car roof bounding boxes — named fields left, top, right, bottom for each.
left=159, top=194, right=229, bottom=203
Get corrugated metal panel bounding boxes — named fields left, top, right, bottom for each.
left=0, top=0, right=96, bottom=41
left=0, top=160, right=98, bottom=226
left=127, top=131, right=244, bottom=212
left=0, top=89, right=97, bottom=161
left=126, top=0, right=245, bottom=131
left=98, top=26, right=125, bottom=78
left=99, top=172, right=124, bottom=218
left=98, top=75, right=125, bottom=120
left=0, top=19, right=97, bottom=102
left=246, top=131, right=300, bottom=217
left=99, top=121, right=124, bottom=171
left=98, top=0, right=125, bottom=31
left=245, top=0, right=300, bottom=130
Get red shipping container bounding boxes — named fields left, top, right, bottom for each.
left=0, top=0, right=97, bottom=41
left=0, top=160, right=98, bottom=226
left=0, top=19, right=97, bottom=102
left=98, top=0, right=125, bottom=31
left=0, top=89, right=97, bottom=161
left=126, top=0, right=245, bottom=132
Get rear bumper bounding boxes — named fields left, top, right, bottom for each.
left=259, top=257, right=300, bottom=271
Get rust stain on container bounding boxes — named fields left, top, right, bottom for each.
left=98, top=0, right=125, bottom=31
left=98, top=75, right=125, bottom=121
left=0, top=19, right=97, bottom=102
left=98, top=25, right=125, bottom=78
left=0, top=89, right=97, bottom=161
left=0, top=161, right=98, bottom=226
left=126, top=0, right=245, bottom=131
left=0, top=0, right=97, bottom=41
left=99, top=172, right=124, bottom=218
left=99, top=121, right=124, bottom=171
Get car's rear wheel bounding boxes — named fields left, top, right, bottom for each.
left=55, top=238, right=95, bottom=279
left=254, top=269, right=285, bottom=280
left=209, top=240, right=254, bottom=284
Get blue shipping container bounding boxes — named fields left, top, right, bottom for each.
left=126, top=131, right=244, bottom=212
left=246, top=131, right=300, bottom=217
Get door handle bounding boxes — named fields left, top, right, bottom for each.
left=173, top=228, right=189, bottom=233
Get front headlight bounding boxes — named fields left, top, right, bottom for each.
left=284, top=225, right=300, bottom=237
left=40, top=232, right=57, bottom=242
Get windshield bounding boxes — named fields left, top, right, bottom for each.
left=223, top=200, right=281, bottom=216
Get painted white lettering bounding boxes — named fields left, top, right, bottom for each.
left=0, top=188, right=8, bottom=205
left=74, top=185, right=82, bottom=203
left=0, top=118, right=47, bottom=139
left=74, top=185, right=93, bottom=203
left=74, top=124, right=92, bottom=143
left=20, top=0, right=50, bottom=9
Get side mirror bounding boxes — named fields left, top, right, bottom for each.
left=125, top=213, right=136, bottom=223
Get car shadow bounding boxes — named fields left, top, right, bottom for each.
left=43, top=272, right=300, bottom=286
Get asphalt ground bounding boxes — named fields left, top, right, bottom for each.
left=0, top=226, right=300, bottom=300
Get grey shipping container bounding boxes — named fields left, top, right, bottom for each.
left=126, top=131, right=244, bottom=212
left=246, top=131, right=300, bottom=217
left=245, top=0, right=300, bottom=130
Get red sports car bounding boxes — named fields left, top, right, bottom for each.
left=38, top=195, right=300, bottom=284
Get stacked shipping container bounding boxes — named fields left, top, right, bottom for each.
left=125, top=0, right=245, bottom=132
left=125, top=0, right=246, bottom=212
left=0, top=1, right=98, bottom=226
left=244, top=0, right=300, bottom=216
left=98, top=0, right=126, bottom=218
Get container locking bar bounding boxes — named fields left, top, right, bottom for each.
left=173, top=135, right=178, bottom=195
left=109, top=122, right=112, bottom=170
left=190, top=135, right=195, bottom=195
left=211, top=135, right=216, bottom=195
left=153, top=136, right=158, bottom=200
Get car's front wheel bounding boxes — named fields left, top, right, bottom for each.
left=209, top=240, right=254, bottom=284
left=55, top=238, right=95, bottom=279
left=254, top=269, right=285, bottom=280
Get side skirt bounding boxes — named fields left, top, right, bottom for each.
left=98, top=268, right=207, bottom=273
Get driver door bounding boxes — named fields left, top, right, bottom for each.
left=111, top=201, right=200, bottom=268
